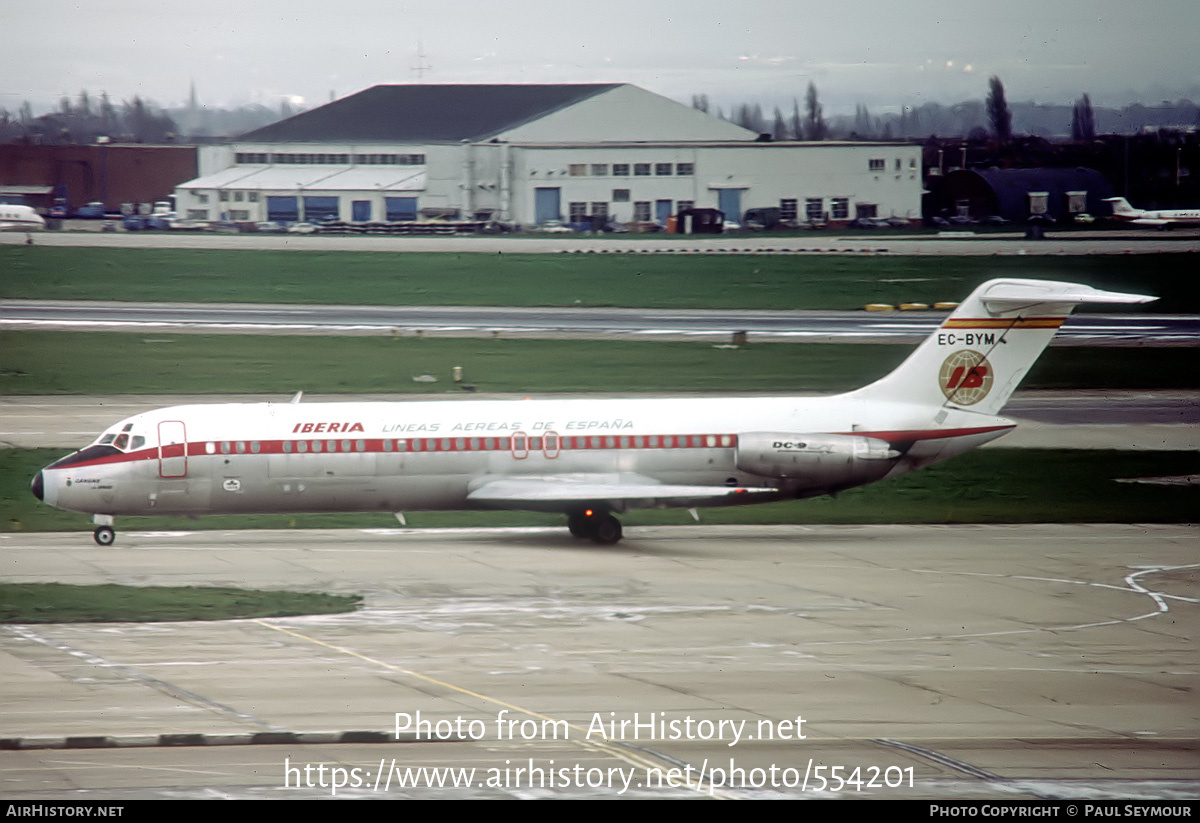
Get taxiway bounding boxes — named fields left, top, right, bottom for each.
left=2, top=524, right=1196, bottom=799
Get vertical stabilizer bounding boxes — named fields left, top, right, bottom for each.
left=847, top=279, right=1155, bottom=416
left=1104, top=197, right=1138, bottom=217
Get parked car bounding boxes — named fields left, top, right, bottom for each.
left=743, top=207, right=782, bottom=230
left=75, top=202, right=106, bottom=219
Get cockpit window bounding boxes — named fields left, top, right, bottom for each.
left=96, top=430, right=142, bottom=451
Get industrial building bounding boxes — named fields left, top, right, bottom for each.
left=928, top=167, right=1115, bottom=223
left=175, top=84, right=922, bottom=229
left=0, top=144, right=196, bottom=214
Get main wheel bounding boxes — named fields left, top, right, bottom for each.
left=590, top=513, right=623, bottom=545
left=93, top=526, right=116, bottom=546
left=567, top=512, right=589, bottom=538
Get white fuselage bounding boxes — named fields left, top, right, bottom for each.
left=1106, top=197, right=1200, bottom=227
left=33, top=278, right=1155, bottom=543
left=36, top=394, right=1012, bottom=518
left=0, top=205, right=46, bottom=231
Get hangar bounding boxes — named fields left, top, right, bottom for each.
left=928, top=167, right=1115, bottom=224
left=176, top=84, right=922, bottom=229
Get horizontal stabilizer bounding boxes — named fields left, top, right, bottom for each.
left=978, top=280, right=1156, bottom=310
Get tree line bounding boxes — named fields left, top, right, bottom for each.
left=694, top=78, right=1197, bottom=141
left=0, top=90, right=303, bottom=145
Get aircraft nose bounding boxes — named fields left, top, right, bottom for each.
left=31, top=471, right=44, bottom=502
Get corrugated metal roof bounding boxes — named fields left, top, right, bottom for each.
left=240, top=84, right=623, bottom=144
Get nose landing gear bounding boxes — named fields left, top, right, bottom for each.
left=566, top=509, right=623, bottom=545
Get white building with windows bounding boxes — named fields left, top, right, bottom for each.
left=175, top=84, right=921, bottom=228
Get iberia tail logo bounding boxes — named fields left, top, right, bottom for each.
left=938, top=350, right=994, bottom=405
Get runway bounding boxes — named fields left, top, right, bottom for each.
left=4, top=299, right=1196, bottom=344
left=1, top=524, right=1196, bottom=799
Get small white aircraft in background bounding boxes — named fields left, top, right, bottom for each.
left=32, top=278, right=1155, bottom=546
left=1104, top=197, right=1200, bottom=229
left=0, top=204, right=46, bottom=232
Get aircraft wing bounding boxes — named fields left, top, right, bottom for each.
left=466, top=473, right=776, bottom=511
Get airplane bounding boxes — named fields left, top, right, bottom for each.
left=31, top=278, right=1155, bottom=546
left=0, top=204, right=46, bottom=232
left=1104, top=197, right=1200, bottom=229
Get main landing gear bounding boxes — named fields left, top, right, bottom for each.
left=92, top=515, right=115, bottom=546
left=567, top=509, right=623, bottom=545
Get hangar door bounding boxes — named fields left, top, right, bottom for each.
left=385, top=197, right=418, bottom=221
left=303, top=196, right=339, bottom=222
left=535, top=188, right=561, bottom=224
left=267, top=196, right=299, bottom=223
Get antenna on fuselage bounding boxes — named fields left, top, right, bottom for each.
left=290, top=391, right=304, bottom=404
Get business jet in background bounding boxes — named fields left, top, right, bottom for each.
left=1104, top=197, right=1200, bottom=229
left=0, top=204, right=46, bottom=233
left=32, top=278, right=1155, bottom=546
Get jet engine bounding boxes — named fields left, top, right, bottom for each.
left=735, top=432, right=900, bottom=492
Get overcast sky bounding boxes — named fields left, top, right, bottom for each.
left=4, top=1, right=1198, bottom=115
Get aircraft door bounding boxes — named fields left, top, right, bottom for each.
left=158, top=420, right=188, bottom=478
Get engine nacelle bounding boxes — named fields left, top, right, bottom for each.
left=735, top=432, right=900, bottom=489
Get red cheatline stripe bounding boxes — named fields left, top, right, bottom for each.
left=941, top=317, right=1065, bottom=329
left=49, top=433, right=741, bottom=470
left=47, top=425, right=1016, bottom=472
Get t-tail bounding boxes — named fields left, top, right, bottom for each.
left=1104, top=197, right=1138, bottom=217
left=847, top=278, right=1156, bottom=417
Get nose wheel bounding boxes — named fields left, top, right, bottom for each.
left=93, top=526, right=116, bottom=546
left=566, top=510, right=623, bottom=544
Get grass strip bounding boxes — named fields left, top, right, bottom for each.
left=0, top=582, right=360, bottom=623
left=4, top=449, right=1195, bottom=533
left=2, top=247, right=1196, bottom=312
left=3, top=332, right=1195, bottom=396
